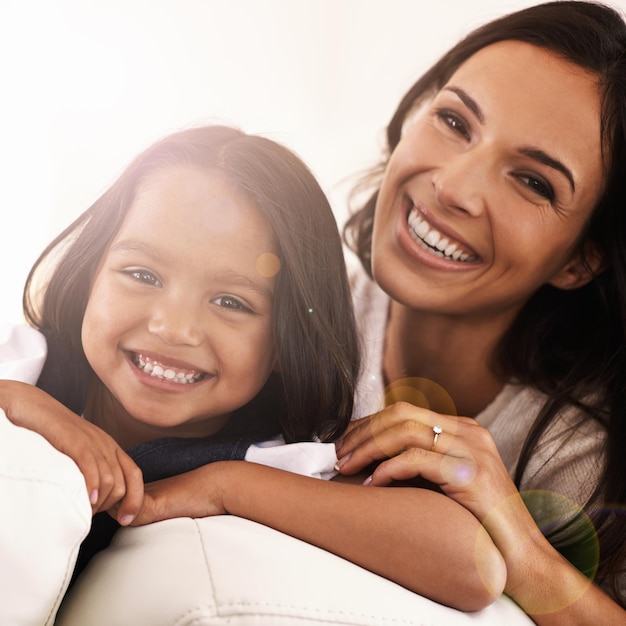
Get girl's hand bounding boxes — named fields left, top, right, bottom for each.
left=334, top=401, right=518, bottom=522
left=0, top=380, right=144, bottom=524
left=125, top=463, right=227, bottom=526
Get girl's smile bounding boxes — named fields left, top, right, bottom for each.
left=128, top=351, right=208, bottom=386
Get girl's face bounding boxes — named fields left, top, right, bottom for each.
left=82, top=166, right=279, bottom=439
left=371, top=40, right=605, bottom=322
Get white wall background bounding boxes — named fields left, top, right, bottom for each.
left=2, top=0, right=625, bottom=324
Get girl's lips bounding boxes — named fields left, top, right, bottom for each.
left=127, top=351, right=208, bottom=385
left=403, top=195, right=481, bottom=264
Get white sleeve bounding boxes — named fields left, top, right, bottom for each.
left=0, top=323, right=47, bottom=383
left=245, top=437, right=339, bottom=480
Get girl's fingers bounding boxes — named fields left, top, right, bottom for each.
left=94, top=463, right=127, bottom=513
left=114, top=452, right=144, bottom=525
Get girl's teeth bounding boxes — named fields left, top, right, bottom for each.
left=133, top=354, right=204, bottom=384
left=407, top=207, right=476, bottom=262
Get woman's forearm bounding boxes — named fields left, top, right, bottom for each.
left=485, top=496, right=626, bottom=624
left=216, top=461, right=506, bottom=611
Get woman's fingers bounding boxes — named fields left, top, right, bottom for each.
left=364, top=445, right=477, bottom=491
left=336, top=403, right=460, bottom=473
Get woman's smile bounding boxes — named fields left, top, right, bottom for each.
left=373, top=40, right=604, bottom=319
left=405, top=197, right=480, bottom=264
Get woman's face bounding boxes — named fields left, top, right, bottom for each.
left=81, top=166, right=279, bottom=440
left=371, top=40, right=605, bottom=322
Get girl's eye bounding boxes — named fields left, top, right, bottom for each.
left=435, top=109, right=471, bottom=140
left=211, top=295, right=250, bottom=313
left=123, top=269, right=162, bottom=287
left=518, top=174, right=555, bottom=202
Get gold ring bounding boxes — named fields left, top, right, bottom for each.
left=431, top=425, right=443, bottom=452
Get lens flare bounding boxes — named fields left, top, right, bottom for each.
left=256, top=252, right=281, bottom=278
left=383, top=377, right=457, bottom=415
left=476, top=490, right=599, bottom=614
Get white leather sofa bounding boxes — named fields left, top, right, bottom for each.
left=57, top=515, right=533, bottom=626
left=1, top=412, right=533, bottom=626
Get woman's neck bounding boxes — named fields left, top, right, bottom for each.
left=383, top=300, right=511, bottom=418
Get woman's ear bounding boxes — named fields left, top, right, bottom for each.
left=549, top=241, right=607, bottom=290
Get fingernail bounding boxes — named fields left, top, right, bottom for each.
left=119, top=514, right=134, bottom=526
left=362, top=475, right=373, bottom=486
left=89, top=490, right=99, bottom=505
left=334, top=452, right=352, bottom=471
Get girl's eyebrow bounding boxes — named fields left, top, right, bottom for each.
left=210, top=268, right=275, bottom=302
left=109, top=239, right=275, bottom=301
left=109, top=240, right=160, bottom=259
left=444, top=85, right=576, bottom=193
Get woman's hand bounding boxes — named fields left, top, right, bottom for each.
left=334, top=402, right=626, bottom=622
left=0, top=380, right=144, bottom=524
left=334, top=401, right=517, bottom=521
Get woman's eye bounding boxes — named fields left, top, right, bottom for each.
left=436, top=109, right=471, bottom=140
left=211, top=295, right=250, bottom=312
left=518, top=174, right=555, bottom=202
left=124, top=269, right=162, bottom=287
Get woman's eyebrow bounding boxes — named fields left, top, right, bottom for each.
left=444, top=86, right=485, bottom=124
left=518, top=147, right=576, bottom=193
left=444, top=85, right=576, bottom=193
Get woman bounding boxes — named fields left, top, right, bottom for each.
left=335, top=0, right=626, bottom=621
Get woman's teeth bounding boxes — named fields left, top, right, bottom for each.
left=407, top=208, right=476, bottom=262
left=132, top=353, right=205, bottom=384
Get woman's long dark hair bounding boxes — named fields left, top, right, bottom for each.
left=344, top=1, right=626, bottom=603
left=25, top=125, right=360, bottom=443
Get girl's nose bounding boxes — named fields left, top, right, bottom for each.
left=147, top=300, right=204, bottom=347
left=431, top=151, right=488, bottom=218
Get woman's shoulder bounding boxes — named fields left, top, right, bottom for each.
left=0, top=323, right=47, bottom=384
left=482, top=382, right=606, bottom=505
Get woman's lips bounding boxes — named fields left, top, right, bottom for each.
left=405, top=197, right=480, bottom=263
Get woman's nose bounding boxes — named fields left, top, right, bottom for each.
left=431, top=151, right=488, bottom=218
left=147, top=299, right=204, bottom=347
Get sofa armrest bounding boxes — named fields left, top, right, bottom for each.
left=0, top=409, right=91, bottom=626
left=58, top=515, right=533, bottom=626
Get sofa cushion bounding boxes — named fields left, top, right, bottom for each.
left=57, top=516, right=533, bottom=625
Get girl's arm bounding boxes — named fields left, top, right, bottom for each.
left=126, top=460, right=507, bottom=612
left=0, top=379, right=143, bottom=522
left=334, top=402, right=626, bottom=625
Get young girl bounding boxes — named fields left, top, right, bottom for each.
left=1, top=124, right=503, bottom=612
left=1, top=123, right=361, bottom=570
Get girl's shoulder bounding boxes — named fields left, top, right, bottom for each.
left=0, top=324, right=47, bottom=384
